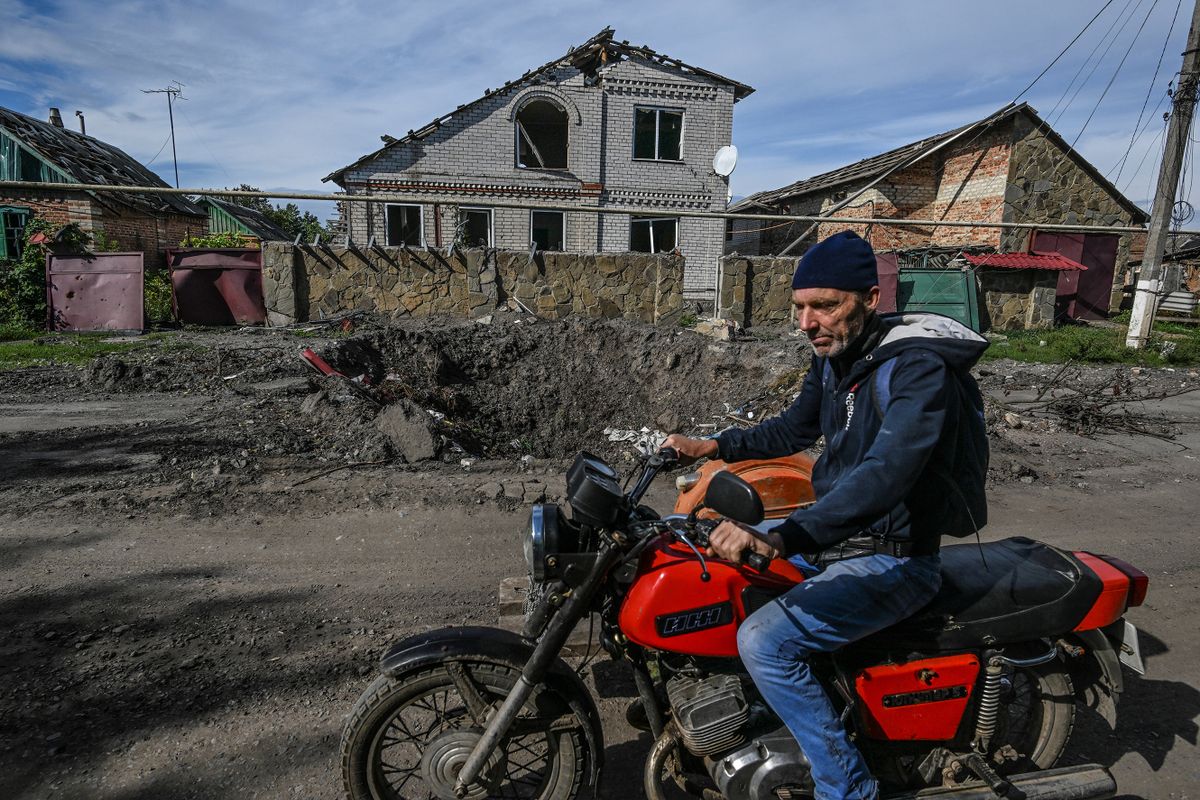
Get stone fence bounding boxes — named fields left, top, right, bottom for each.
left=718, top=256, right=798, bottom=329
left=261, top=243, right=684, bottom=325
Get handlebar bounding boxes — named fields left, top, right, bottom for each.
left=682, top=518, right=771, bottom=574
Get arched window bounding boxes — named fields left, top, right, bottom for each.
left=516, top=100, right=568, bottom=170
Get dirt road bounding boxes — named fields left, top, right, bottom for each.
left=1, top=320, right=1197, bottom=799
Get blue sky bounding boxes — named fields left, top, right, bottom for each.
left=1, top=0, right=1195, bottom=224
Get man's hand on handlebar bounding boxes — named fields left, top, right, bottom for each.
left=662, top=434, right=719, bottom=466
left=707, top=520, right=782, bottom=566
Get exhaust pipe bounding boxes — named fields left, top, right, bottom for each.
left=886, top=763, right=1116, bottom=800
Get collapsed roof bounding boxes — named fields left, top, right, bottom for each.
left=324, top=27, right=754, bottom=184
left=0, top=105, right=204, bottom=217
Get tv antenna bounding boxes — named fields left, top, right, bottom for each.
left=142, top=81, right=186, bottom=187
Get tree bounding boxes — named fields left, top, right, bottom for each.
left=223, top=185, right=334, bottom=242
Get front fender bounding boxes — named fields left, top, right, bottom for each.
left=1067, top=628, right=1124, bottom=728
left=379, top=625, right=605, bottom=787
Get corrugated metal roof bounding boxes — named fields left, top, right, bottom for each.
left=200, top=196, right=291, bottom=241
left=964, top=252, right=1086, bottom=271
left=0, top=105, right=205, bottom=217
left=323, top=27, right=754, bottom=184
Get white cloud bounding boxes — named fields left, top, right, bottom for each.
left=0, top=0, right=1191, bottom=216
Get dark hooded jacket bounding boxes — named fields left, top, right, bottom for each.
left=715, top=312, right=989, bottom=556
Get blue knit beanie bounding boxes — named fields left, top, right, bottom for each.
left=792, top=230, right=878, bottom=291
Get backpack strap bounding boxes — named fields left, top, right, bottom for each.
left=869, top=357, right=897, bottom=418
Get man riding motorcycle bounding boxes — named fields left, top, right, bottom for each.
left=665, top=229, right=990, bottom=800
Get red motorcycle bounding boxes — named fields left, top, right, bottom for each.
left=340, top=449, right=1147, bottom=800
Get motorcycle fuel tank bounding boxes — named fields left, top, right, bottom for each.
left=619, top=535, right=805, bottom=657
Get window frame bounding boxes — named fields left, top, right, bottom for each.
left=514, top=98, right=570, bottom=171
left=384, top=202, right=424, bottom=247
left=632, top=106, right=685, bottom=162
left=0, top=205, right=31, bottom=261
left=630, top=215, right=679, bottom=254
left=458, top=206, right=493, bottom=248
left=529, top=209, right=567, bottom=252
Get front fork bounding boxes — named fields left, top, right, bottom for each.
left=453, top=539, right=622, bottom=796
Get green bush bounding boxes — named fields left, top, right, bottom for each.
left=144, top=268, right=175, bottom=324
left=180, top=231, right=252, bottom=249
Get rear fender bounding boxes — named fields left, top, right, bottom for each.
left=379, top=625, right=604, bottom=787
left=1066, top=628, right=1123, bottom=728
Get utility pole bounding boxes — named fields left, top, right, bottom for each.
left=141, top=82, right=185, bottom=188
left=1127, top=0, right=1200, bottom=349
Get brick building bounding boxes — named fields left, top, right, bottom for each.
left=0, top=106, right=206, bottom=266
left=727, top=104, right=1147, bottom=276
left=324, top=28, right=753, bottom=299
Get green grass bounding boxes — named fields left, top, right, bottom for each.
left=0, top=332, right=177, bottom=370
left=983, top=322, right=1200, bottom=367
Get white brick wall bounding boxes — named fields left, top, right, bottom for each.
left=332, top=53, right=740, bottom=294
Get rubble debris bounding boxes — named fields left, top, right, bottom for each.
left=374, top=398, right=440, bottom=462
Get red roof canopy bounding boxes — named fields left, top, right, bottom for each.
left=964, top=252, right=1086, bottom=271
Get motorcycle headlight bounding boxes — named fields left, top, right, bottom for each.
left=526, top=504, right=558, bottom=582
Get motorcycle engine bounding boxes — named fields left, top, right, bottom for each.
left=706, top=726, right=813, bottom=800
left=666, top=673, right=749, bottom=756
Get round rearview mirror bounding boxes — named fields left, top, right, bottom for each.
left=703, top=470, right=764, bottom=525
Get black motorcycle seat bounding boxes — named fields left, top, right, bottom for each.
left=862, top=536, right=1103, bottom=651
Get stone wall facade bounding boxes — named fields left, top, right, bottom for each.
left=717, top=255, right=796, bottom=328
left=261, top=242, right=683, bottom=326
left=1002, top=113, right=1142, bottom=298
left=330, top=51, right=742, bottom=300
left=977, top=268, right=1058, bottom=330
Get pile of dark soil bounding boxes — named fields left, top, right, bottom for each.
left=315, top=316, right=810, bottom=460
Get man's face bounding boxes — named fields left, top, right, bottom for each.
left=793, top=286, right=880, bottom=357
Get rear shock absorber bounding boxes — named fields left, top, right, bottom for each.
left=972, top=658, right=1004, bottom=752
left=973, top=644, right=1059, bottom=753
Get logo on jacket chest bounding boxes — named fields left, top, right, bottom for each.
left=843, top=383, right=860, bottom=430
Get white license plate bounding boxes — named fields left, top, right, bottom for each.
left=1117, top=619, right=1145, bottom=675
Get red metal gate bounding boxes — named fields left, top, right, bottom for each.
left=1032, top=232, right=1119, bottom=320
left=46, top=252, right=145, bottom=332
left=167, top=248, right=266, bottom=326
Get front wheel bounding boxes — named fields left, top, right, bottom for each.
left=341, top=661, right=585, bottom=800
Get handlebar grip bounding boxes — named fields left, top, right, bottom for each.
left=744, top=551, right=772, bottom=573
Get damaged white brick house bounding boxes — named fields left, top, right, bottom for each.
left=323, top=27, right=753, bottom=300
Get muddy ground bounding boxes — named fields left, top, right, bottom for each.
left=0, top=314, right=1197, bottom=799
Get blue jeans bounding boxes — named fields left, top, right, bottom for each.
left=737, top=553, right=942, bottom=800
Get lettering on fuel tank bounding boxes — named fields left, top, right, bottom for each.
left=655, top=602, right=734, bottom=637
left=881, top=684, right=969, bottom=708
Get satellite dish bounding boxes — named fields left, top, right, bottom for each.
left=713, top=145, right=738, bottom=177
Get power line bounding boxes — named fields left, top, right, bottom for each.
left=1046, top=0, right=1140, bottom=126
left=1014, top=0, right=1119, bottom=102
left=1113, top=0, right=1184, bottom=181
left=144, top=131, right=173, bottom=168
left=1068, top=0, right=1161, bottom=152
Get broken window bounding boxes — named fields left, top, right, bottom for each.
left=0, top=206, right=30, bottom=260
left=531, top=210, right=565, bottom=252
left=385, top=203, right=422, bottom=246
left=458, top=207, right=492, bottom=247
left=516, top=100, right=568, bottom=169
left=630, top=216, right=678, bottom=253
left=634, top=107, right=683, bottom=160
left=0, top=131, right=70, bottom=183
